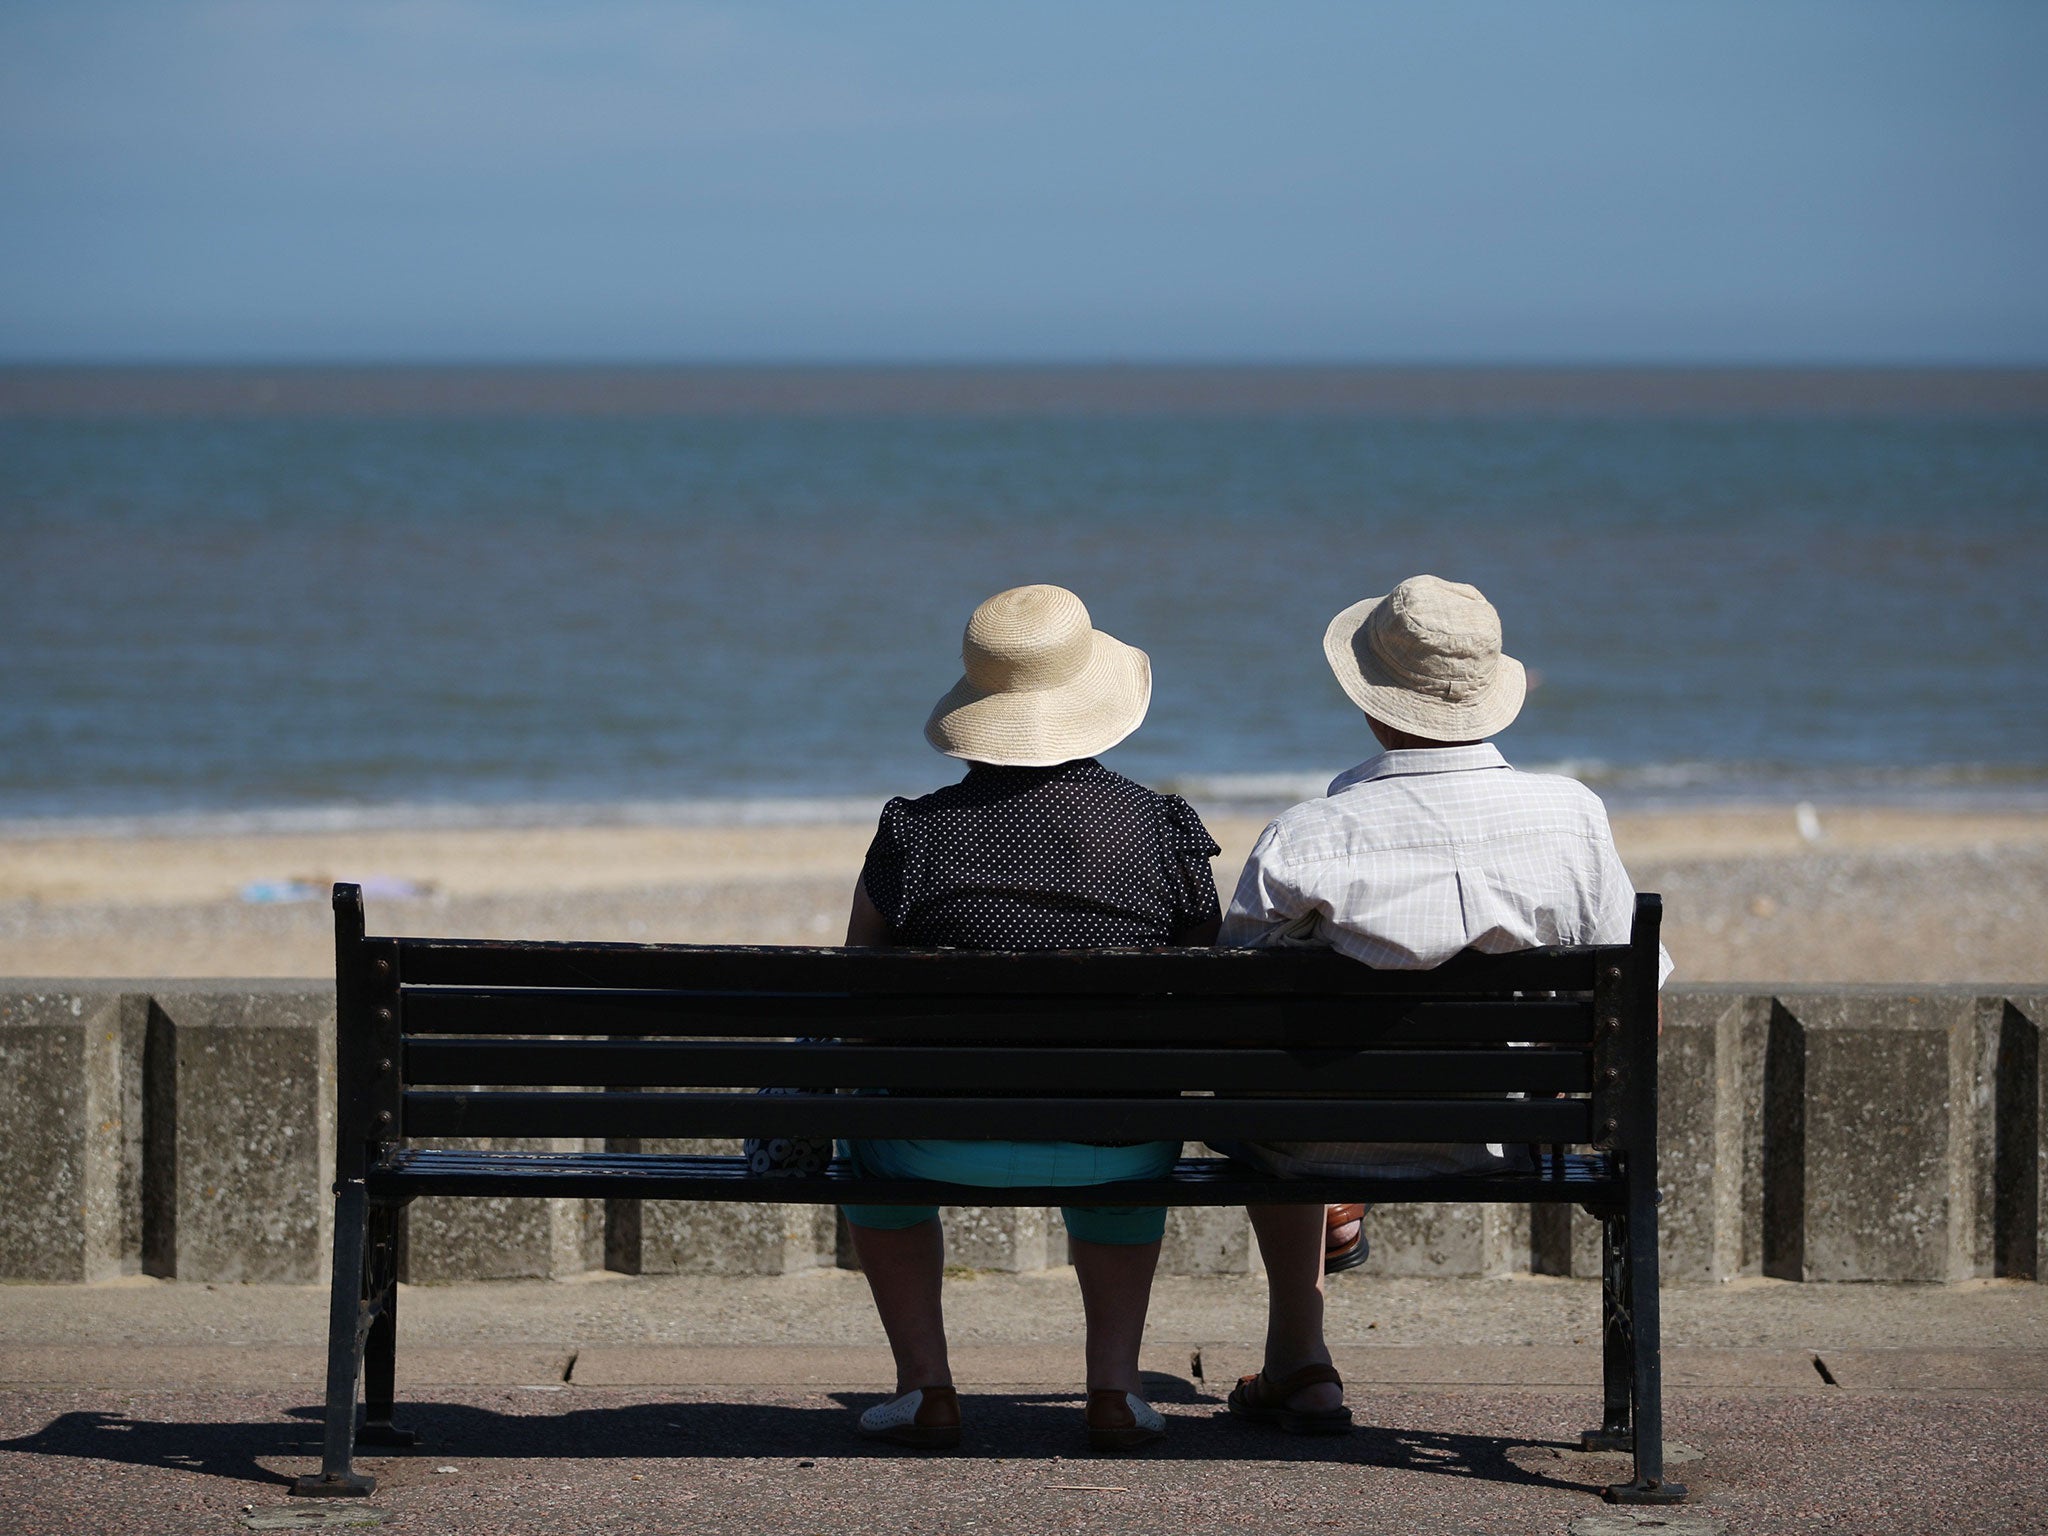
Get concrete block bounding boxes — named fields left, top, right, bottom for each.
left=939, top=1205, right=1057, bottom=1272
left=1627, top=990, right=1773, bottom=1284
left=0, top=990, right=141, bottom=1281
left=1547, top=990, right=1771, bottom=1287
left=1655, top=993, right=1746, bottom=1283
left=146, top=985, right=336, bottom=1283
left=825, top=1201, right=1061, bottom=1275
left=1160, top=1205, right=1255, bottom=1274
left=1765, top=990, right=1986, bottom=1283
left=1044, top=1204, right=1069, bottom=1262
left=606, top=1138, right=831, bottom=1277
left=1481, top=1203, right=1530, bottom=1276
left=402, top=1144, right=603, bottom=1283
left=1158, top=1147, right=1252, bottom=1274
left=1357, top=1202, right=1489, bottom=1276
left=630, top=1195, right=833, bottom=1277
left=1949, top=995, right=2009, bottom=1282
left=2001, top=993, right=2045, bottom=1281
left=1529, top=1199, right=1589, bottom=1280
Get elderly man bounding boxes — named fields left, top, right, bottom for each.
left=1215, top=574, right=1670, bottom=1434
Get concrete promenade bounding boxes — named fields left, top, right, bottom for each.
left=3, top=1270, right=2045, bottom=1535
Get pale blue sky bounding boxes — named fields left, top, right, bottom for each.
left=2, top=1, right=2042, bottom=362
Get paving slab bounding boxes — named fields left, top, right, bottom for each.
left=1818, top=1347, right=2048, bottom=1392
left=533, top=1343, right=1837, bottom=1392
left=1196, top=1345, right=1837, bottom=1392
left=8, top=1271, right=2047, bottom=1352
left=14, top=1341, right=2040, bottom=1398
left=1661, top=1348, right=1829, bottom=1390
left=571, top=1343, right=1210, bottom=1389
left=0, top=1346, right=574, bottom=1390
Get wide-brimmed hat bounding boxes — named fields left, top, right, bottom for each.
left=1322, top=575, right=1526, bottom=741
left=924, top=585, right=1152, bottom=766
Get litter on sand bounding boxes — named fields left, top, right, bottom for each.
left=239, top=880, right=321, bottom=904
left=238, top=875, right=434, bottom=904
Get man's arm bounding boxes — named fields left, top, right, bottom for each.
left=1217, top=820, right=1322, bottom=950
left=1588, top=810, right=1674, bottom=990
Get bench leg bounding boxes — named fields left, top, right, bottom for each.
left=358, top=1201, right=417, bottom=1449
left=1580, top=1207, right=1633, bottom=1454
left=293, top=1180, right=377, bottom=1497
left=1602, top=1176, right=1686, bottom=1505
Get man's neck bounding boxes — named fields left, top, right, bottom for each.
left=1369, top=720, right=1486, bottom=753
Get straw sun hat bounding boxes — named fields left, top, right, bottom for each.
left=1322, top=575, right=1526, bottom=741
left=924, top=585, right=1152, bottom=766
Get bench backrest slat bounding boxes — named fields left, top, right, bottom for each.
left=398, top=991, right=1594, bottom=1045
left=402, top=1088, right=1595, bottom=1145
left=401, top=1040, right=1592, bottom=1095
left=392, top=940, right=1602, bottom=995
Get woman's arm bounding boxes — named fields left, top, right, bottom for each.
left=845, top=878, right=893, bottom=947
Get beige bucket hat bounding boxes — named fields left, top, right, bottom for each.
left=1322, top=574, right=1527, bottom=741
left=924, top=585, right=1152, bottom=766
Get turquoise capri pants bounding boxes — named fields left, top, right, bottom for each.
left=838, top=1138, right=1180, bottom=1246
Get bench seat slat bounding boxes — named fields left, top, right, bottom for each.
left=402, top=1040, right=1592, bottom=1094
left=364, top=1150, right=1622, bottom=1207
left=392, top=940, right=1600, bottom=995
left=398, top=990, right=1594, bottom=1045
left=402, top=1089, right=1593, bottom=1143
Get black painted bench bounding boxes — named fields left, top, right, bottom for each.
left=296, top=882, right=1682, bottom=1504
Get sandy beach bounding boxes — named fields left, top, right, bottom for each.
left=2, top=803, right=2042, bottom=982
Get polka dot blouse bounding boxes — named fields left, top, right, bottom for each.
left=860, top=758, right=1222, bottom=949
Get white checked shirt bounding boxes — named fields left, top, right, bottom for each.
left=1214, top=743, right=1671, bottom=1178
left=1222, top=744, right=1670, bottom=980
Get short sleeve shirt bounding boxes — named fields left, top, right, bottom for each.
left=1220, top=743, right=1672, bottom=985
left=861, top=759, right=1221, bottom=948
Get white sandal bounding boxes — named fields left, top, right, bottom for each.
left=857, top=1385, right=961, bottom=1449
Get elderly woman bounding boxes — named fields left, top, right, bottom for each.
left=841, top=584, right=1221, bottom=1453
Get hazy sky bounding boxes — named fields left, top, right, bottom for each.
left=3, top=2, right=2042, bottom=363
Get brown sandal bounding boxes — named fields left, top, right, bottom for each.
left=1085, top=1388, right=1166, bottom=1452
left=1325, top=1203, right=1370, bottom=1274
left=1227, top=1362, right=1353, bottom=1435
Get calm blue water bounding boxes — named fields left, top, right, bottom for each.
left=4, top=370, right=2046, bottom=825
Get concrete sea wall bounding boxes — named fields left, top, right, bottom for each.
left=2, top=982, right=2041, bottom=1286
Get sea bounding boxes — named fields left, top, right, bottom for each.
left=3, top=366, right=2045, bottom=835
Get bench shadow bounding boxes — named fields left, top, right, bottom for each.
left=0, top=1376, right=1606, bottom=1498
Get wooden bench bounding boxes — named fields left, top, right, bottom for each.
left=295, top=882, right=1683, bottom=1504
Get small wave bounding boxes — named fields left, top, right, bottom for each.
left=4, top=761, right=2045, bottom=840
left=1171, top=759, right=2048, bottom=815
left=1156, top=771, right=1342, bottom=805
left=0, top=795, right=892, bottom=841
left=1527, top=761, right=2048, bottom=814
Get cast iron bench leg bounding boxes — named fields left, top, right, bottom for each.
left=1580, top=1206, right=1633, bottom=1453
left=358, top=1201, right=417, bottom=1449
left=1603, top=1176, right=1686, bottom=1504
left=292, top=1180, right=377, bottom=1497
